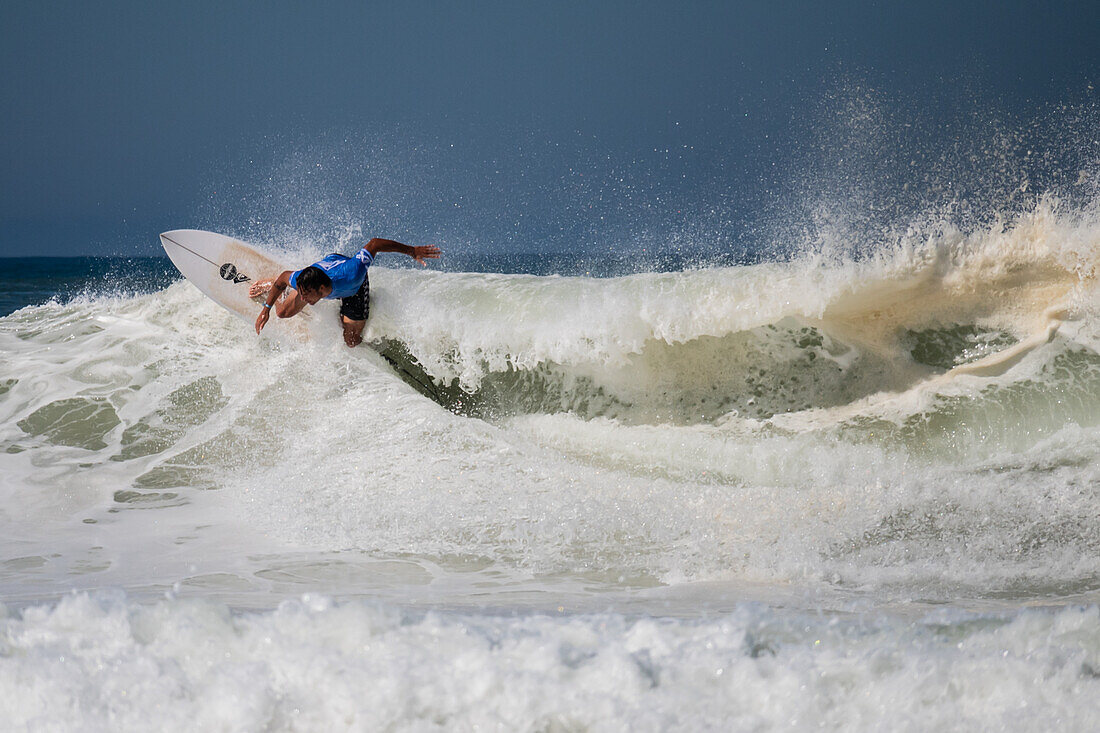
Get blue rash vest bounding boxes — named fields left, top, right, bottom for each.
left=289, top=248, right=374, bottom=298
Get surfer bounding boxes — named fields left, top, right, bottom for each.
left=250, top=238, right=441, bottom=347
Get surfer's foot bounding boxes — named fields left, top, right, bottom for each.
left=248, top=280, right=273, bottom=298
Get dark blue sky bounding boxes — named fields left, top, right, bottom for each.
left=1, top=1, right=1097, bottom=259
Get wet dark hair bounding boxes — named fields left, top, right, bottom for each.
left=295, top=266, right=332, bottom=294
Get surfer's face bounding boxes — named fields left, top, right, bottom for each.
left=300, top=285, right=331, bottom=305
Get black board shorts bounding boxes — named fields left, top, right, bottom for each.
left=339, top=273, right=370, bottom=321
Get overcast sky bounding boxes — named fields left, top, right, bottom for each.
left=1, top=1, right=1096, bottom=257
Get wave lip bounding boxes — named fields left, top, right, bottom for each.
left=360, top=200, right=1100, bottom=435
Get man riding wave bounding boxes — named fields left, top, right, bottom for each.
left=250, top=237, right=440, bottom=347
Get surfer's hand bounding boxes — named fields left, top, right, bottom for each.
left=248, top=279, right=273, bottom=298
left=412, top=245, right=441, bottom=267
left=255, top=308, right=270, bottom=334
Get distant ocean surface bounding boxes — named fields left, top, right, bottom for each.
left=0, top=257, right=179, bottom=318
left=3, top=215, right=1100, bottom=729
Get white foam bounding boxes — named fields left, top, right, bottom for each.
left=2, top=592, right=1099, bottom=731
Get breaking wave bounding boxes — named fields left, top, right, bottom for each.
left=1, top=198, right=1099, bottom=602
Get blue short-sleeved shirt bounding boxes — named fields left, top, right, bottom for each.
left=290, top=248, right=374, bottom=299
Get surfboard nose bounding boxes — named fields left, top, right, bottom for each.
left=160, top=229, right=240, bottom=275
left=159, top=229, right=203, bottom=252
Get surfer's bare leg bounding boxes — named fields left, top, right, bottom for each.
left=248, top=279, right=274, bottom=298
left=341, top=316, right=365, bottom=348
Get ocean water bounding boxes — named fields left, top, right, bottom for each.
left=2, top=198, right=1100, bottom=730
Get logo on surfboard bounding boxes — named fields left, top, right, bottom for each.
left=219, top=263, right=251, bottom=284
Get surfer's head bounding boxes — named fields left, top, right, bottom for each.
left=295, top=266, right=333, bottom=303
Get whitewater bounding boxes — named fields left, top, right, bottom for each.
left=2, top=198, right=1100, bottom=730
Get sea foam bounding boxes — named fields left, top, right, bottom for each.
left=3, top=592, right=1100, bottom=732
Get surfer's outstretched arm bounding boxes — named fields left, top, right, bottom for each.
left=364, top=238, right=441, bottom=267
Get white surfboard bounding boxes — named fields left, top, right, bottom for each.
left=160, top=229, right=295, bottom=321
